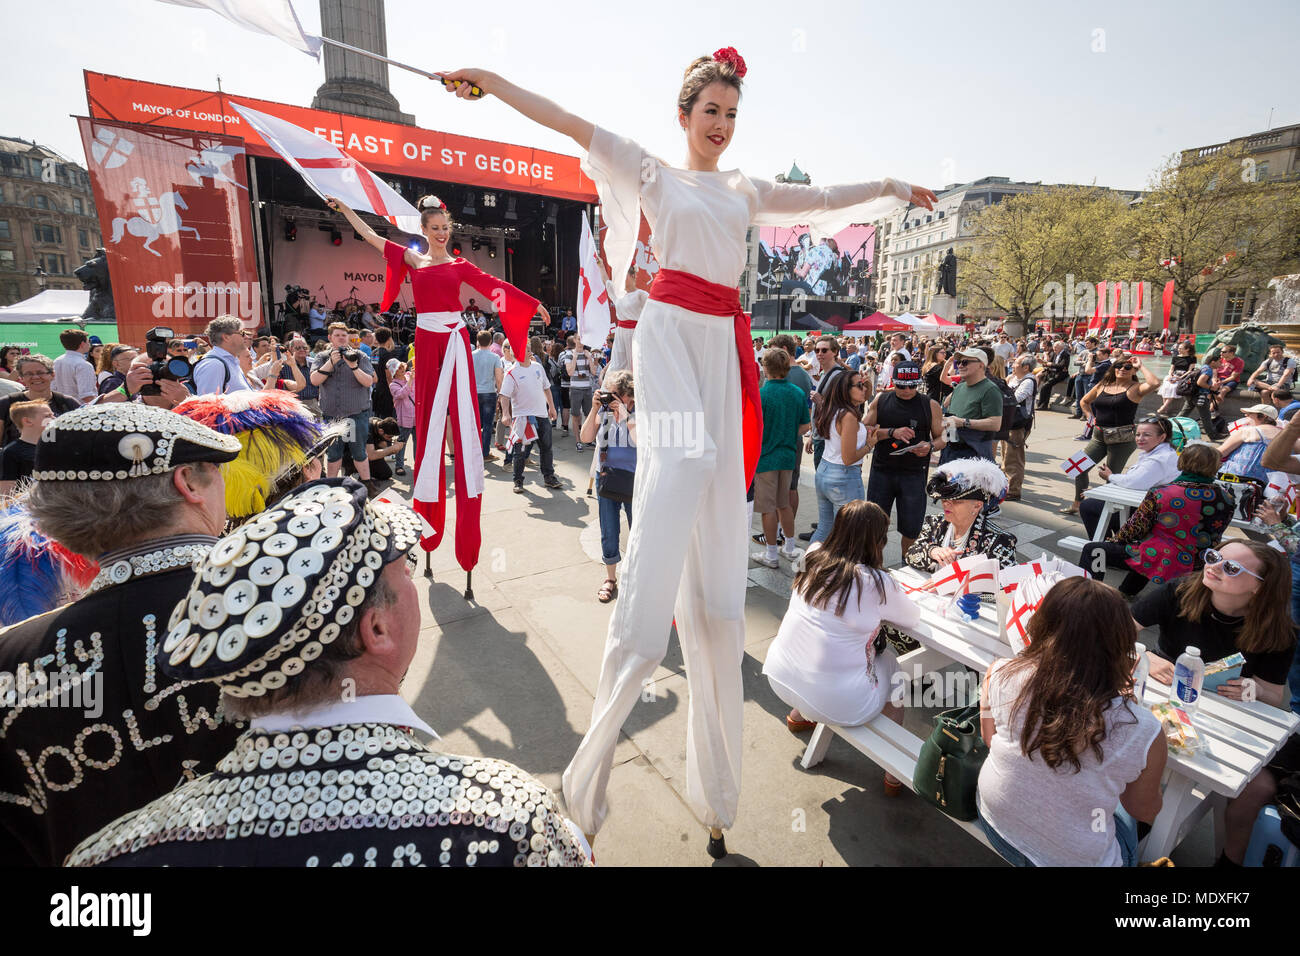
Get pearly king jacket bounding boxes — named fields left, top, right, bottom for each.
left=67, top=703, right=592, bottom=867
left=0, top=536, right=242, bottom=866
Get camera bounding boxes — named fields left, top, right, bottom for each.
left=141, top=326, right=192, bottom=396
left=341, top=348, right=361, bottom=364
left=284, top=284, right=309, bottom=311
left=597, top=390, right=615, bottom=407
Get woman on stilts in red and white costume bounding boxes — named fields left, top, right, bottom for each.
left=441, top=49, right=935, bottom=859
left=328, top=194, right=546, bottom=574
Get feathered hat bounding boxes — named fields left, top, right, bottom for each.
left=926, top=457, right=1008, bottom=503
left=0, top=500, right=99, bottom=626
left=172, top=391, right=326, bottom=523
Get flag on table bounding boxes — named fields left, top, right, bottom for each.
left=229, top=102, right=421, bottom=234
left=576, top=215, right=613, bottom=349
left=156, top=0, right=321, bottom=56
left=930, top=556, right=1000, bottom=596
left=1060, top=450, right=1095, bottom=476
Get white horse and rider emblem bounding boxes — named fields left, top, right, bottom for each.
left=110, top=177, right=201, bottom=257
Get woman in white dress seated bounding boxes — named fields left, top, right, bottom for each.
left=763, top=499, right=921, bottom=795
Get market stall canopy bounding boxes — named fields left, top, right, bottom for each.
left=842, top=311, right=909, bottom=332
left=0, top=290, right=90, bottom=322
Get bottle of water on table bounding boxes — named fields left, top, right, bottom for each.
left=1170, top=645, right=1205, bottom=716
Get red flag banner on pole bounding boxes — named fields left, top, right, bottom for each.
left=1105, top=281, right=1121, bottom=332
left=76, top=115, right=261, bottom=344
left=1133, top=281, right=1144, bottom=331
left=1162, top=280, right=1175, bottom=333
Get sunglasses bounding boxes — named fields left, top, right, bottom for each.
left=1115, top=364, right=1134, bottom=371
left=894, top=381, right=918, bottom=389
left=1203, top=548, right=1263, bottom=581
left=816, top=347, right=833, bottom=354
left=955, top=359, right=976, bottom=368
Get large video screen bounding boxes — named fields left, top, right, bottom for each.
left=756, top=224, right=875, bottom=298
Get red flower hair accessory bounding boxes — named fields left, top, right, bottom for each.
left=712, top=47, right=747, bottom=78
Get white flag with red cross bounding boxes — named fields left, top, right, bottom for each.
left=577, top=215, right=613, bottom=349
left=1227, top=418, right=1252, bottom=434
left=505, top=416, right=538, bottom=454
left=156, top=1, right=322, bottom=55
left=1060, top=450, right=1096, bottom=477
left=229, top=102, right=421, bottom=234
left=1000, top=555, right=1087, bottom=592
left=930, top=556, right=1000, bottom=596
left=1266, top=471, right=1300, bottom=511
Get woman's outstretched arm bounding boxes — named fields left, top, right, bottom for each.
left=325, top=197, right=386, bottom=254
left=438, top=69, right=595, bottom=152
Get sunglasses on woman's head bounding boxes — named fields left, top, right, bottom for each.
left=1204, top=548, right=1263, bottom=581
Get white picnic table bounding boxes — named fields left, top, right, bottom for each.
left=807, top=564, right=1300, bottom=864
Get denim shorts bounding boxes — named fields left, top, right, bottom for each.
left=326, top=409, right=370, bottom=462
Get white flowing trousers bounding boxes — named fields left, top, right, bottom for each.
left=562, top=303, right=747, bottom=834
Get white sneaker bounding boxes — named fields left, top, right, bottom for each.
left=779, top=544, right=803, bottom=562
left=750, top=551, right=779, bottom=569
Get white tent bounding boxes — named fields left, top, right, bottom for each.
left=0, top=289, right=90, bottom=322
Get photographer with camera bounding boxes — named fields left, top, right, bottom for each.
left=192, top=316, right=254, bottom=395
left=310, top=321, right=378, bottom=492
left=580, top=370, right=636, bottom=602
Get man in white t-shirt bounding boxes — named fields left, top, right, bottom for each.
left=878, top=333, right=912, bottom=390
left=992, top=333, right=1015, bottom=364
left=499, top=345, right=561, bottom=492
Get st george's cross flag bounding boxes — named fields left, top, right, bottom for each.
left=229, top=102, right=421, bottom=234
left=155, top=0, right=321, bottom=56
left=576, top=215, right=613, bottom=349
left=1227, top=418, right=1252, bottom=434
left=1060, top=450, right=1096, bottom=476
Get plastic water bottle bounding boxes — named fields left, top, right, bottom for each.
left=1170, top=645, right=1205, bottom=716
left=1132, top=642, right=1150, bottom=702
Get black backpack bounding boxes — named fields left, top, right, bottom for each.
left=992, top=377, right=1034, bottom=441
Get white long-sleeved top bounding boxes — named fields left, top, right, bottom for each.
left=763, top=546, right=921, bottom=727
left=583, top=125, right=912, bottom=291
left=1105, top=441, right=1179, bottom=490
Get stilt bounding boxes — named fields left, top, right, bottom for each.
left=424, top=550, right=432, bottom=579
left=464, top=570, right=474, bottom=601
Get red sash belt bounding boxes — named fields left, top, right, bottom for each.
left=648, top=268, right=762, bottom=486
left=615, top=319, right=638, bottom=330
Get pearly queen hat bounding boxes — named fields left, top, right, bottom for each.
left=32, top=403, right=241, bottom=481
left=158, top=477, right=422, bottom=698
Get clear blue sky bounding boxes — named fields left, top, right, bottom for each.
left=4, top=0, right=1297, bottom=193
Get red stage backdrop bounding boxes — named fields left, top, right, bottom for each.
left=77, top=116, right=261, bottom=344
left=84, top=71, right=597, bottom=204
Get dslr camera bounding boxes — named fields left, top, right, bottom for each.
left=284, top=284, right=310, bottom=311
left=340, top=348, right=361, bottom=364
left=141, top=326, right=193, bottom=396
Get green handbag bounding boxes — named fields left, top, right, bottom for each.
left=912, top=701, right=988, bottom=822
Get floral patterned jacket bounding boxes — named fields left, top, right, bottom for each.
left=904, top=512, right=1020, bottom=573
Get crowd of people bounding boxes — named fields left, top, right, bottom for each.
left=0, top=43, right=1296, bottom=870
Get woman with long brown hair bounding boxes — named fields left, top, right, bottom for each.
left=1131, top=538, right=1297, bottom=866
left=810, top=369, right=874, bottom=544
left=978, top=577, right=1167, bottom=866
left=763, top=500, right=920, bottom=792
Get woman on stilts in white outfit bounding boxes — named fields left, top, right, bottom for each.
left=441, top=48, right=935, bottom=859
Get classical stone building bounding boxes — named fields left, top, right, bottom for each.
left=1181, top=123, right=1300, bottom=334
left=0, top=137, right=102, bottom=306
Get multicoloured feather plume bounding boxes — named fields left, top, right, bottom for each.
left=0, top=500, right=99, bottom=626
left=173, top=392, right=324, bottom=521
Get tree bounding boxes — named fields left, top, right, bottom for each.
left=957, top=186, right=1132, bottom=326
left=1130, top=144, right=1300, bottom=330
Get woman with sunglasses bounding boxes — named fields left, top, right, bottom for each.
left=1063, top=352, right=1161, bottom=515
left=811, top=371, right=875, bottom=545
left=1079, top=416, right=1180, bottom=539
left=1130, top=536, right=1295, bottom=829
left=1081, top=442, right=1234, bottom=597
